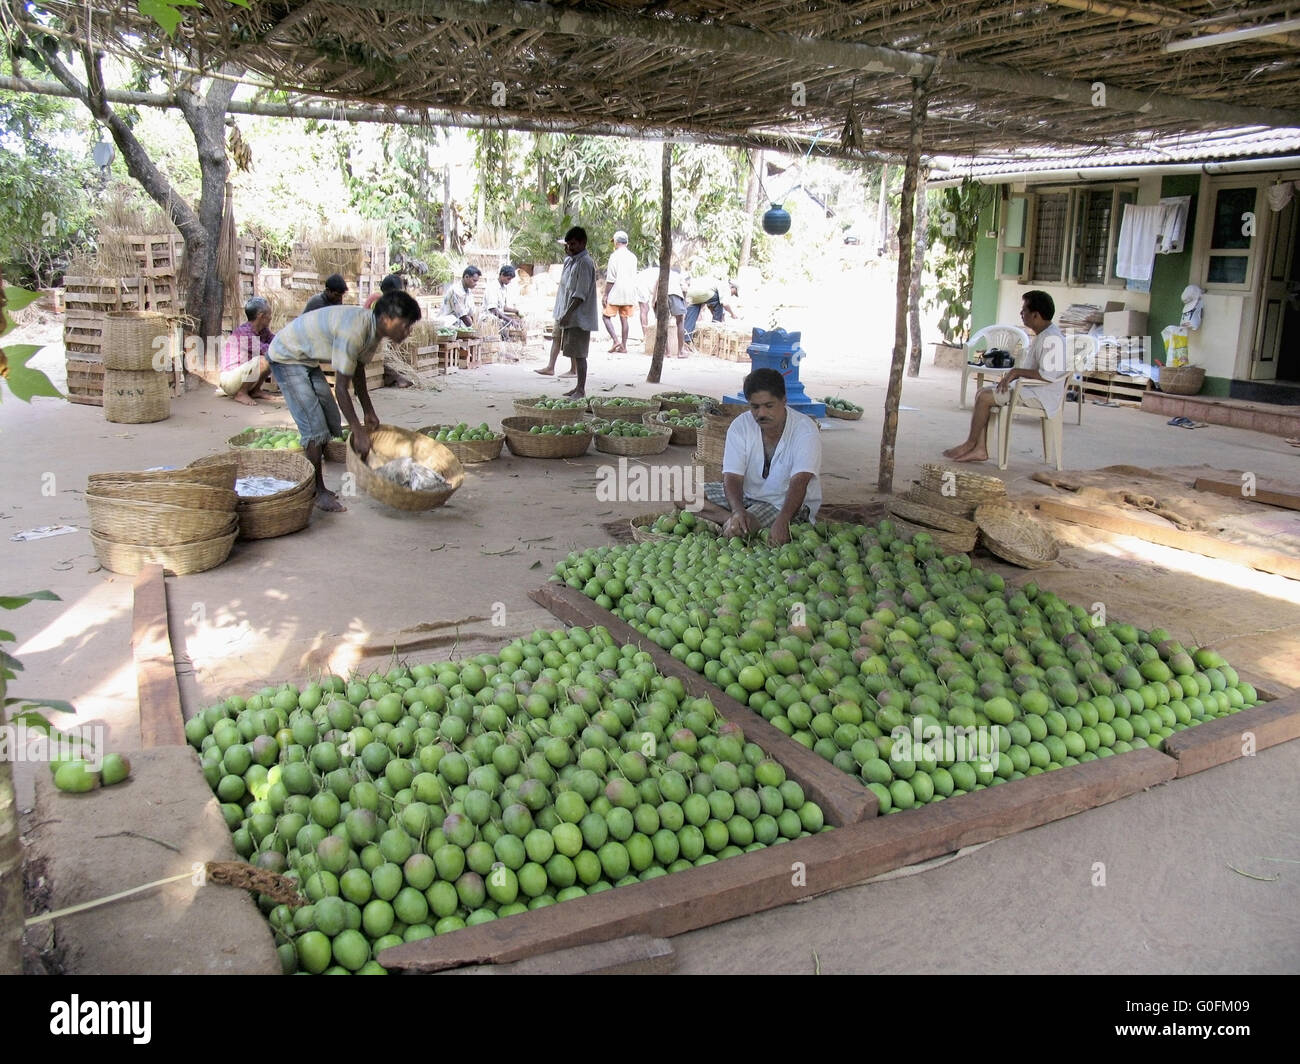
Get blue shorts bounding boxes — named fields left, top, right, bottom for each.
left=269, top=362, right=342, bottom=447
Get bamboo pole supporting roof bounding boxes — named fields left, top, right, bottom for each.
left=23, top=0, right=1300, bottom=160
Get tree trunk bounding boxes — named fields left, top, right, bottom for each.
left=876, top=164, right=891, bottom=256
left=739, top=149, right=762, bottom=270
left=647, top=141, right=672, bottom=385
left=877, top=81, right=928, bottom=496
left=906, top=171, right=930, bottom=377
left=38, top=47, right=239, bottom=338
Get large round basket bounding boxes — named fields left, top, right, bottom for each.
left=1157, top=365, right=1205, bottom=396
left=345, top=425, right=465, bottom=511
left=418, top=425, right=505, bottom=464
left=901, top=485, right=978, bottom=519
left=91, top=522, right=238, bottom=577
left=886, top=496, right=979, bottom=536
left=85, top=493, right=238, bottom=545
left=653, top=392, right=717, bottom=415
left=102, top=310, right=168, bottom=371
left=103, top=369, right=170, bottom=424
left=629, top=512, right=723, bottom=543
left=88, top=463, right=235, bottom=492
left=593, top=422, right=673, bottom=457
left=501, top=416, right=593, bottom=459
left=587, top=398, right=661, bottom=421
left=512, top=397, right=591, bottom=424
left=646, top=410, right=701, bottom=447
left=888, top=515, right=977, bottom=554
left=974, top=502, right=1059, bottom=569
left=920, top=463, right=1007, bottom=507
left=227, top=425, right=301, bottom=450
left=189, top=450, right=316, bottom=539
left=825, top=404, right=863, bottom=421
left=87, top=480, right=236, bottom=513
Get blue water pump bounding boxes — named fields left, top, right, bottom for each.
left=724, top=328, right=826, bottom=418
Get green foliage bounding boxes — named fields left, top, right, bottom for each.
left=0, top=63, right=97, bottom=286
left=1, top=284, right=63, bottom=403
left=924, top=180, right=994, bottom=343
left=0, top=591, right=75, bottom=733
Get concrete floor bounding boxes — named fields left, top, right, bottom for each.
left=4, top=324, right=1299, bottom=973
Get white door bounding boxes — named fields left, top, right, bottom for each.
left=1252, top=195, right=1298, bottom=381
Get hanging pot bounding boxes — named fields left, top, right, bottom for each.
left=92, top=141, right=116, bottom=168
left=762, top=203, right=792, bottom=236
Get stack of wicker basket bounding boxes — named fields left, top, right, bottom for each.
left=86, top=463, right=239, bottom=575
left=884, top=463, right=1010, bottom=554
left=693, top=403, right=747, bottom=481
left=190, top=450, right=316, bottom=539
left=101, top=310, right=170, bottom=424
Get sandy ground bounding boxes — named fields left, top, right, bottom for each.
left=4, top=314, right=1300, bottom=974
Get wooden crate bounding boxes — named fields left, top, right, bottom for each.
left=66, top=357, right=105, bottom=406
left=1081, top=371, right=1152, bottom=407
left=410, top=344, right=458, bottom=375
left=128, top=234, right=184, bottom=276
left=318, top=359, right=386, bottom=391
left=479, top=339, right=501, bottom=365
left=459, top=338, right=482, bottom=370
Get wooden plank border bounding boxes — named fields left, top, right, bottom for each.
left=1193, top=477, right=1300, bottom=513
left=1160, top=692, right=1300, bottom=777
left=530, top=582, right=876, bottom=826
left=381, top=748, right=1176, bottom=972
left=132, top=564, right=186, bottom=747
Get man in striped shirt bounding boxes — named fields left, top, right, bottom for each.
left=268, top=291, right=421, bottom=512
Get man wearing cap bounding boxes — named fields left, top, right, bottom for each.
left=303, top=274, right=348, bottom=314
left=601, top=231, right=638, bottom=353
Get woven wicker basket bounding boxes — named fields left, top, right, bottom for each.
left=502, top=416, right=593, bottom=459
left=588, top=398, right=661, bottom=421
left=902, top=485, right=978, bottom=518
left=91, top=522, right=238, bottom=577
left=89, top=479, right=237, bottom=512
left=824, top=404, right=863, bottom=421
left=345, top=426, right=465, bottom=511
left=974, top=502, right=1060, bottom=568
left=888, top=515, right=977, bottom=554
left=323, top=437, right=348, bottom=463
left=189, top=450, right=316, bottom=539
left=88, top=463, right=236, bottom=492
left=512, top=397, right=592, bottom=424
left=418, top=425, right=505, bottom=463
left=103, top=369, right=170, bottom=424
left=706, top=404, right=749, bottom=431
left=653, top=392, right=717, bottom=415
left=102, top=310, right=168, bottom=371
left=920, top=463, right=1007, bottom=506
left=629, top=513, right=723, bottom=543
left=1157, top=365, right=1205, bottom=396
left=227, top=425, right=302, bottom=449
left=646, top=410, right=701, bottom=447
left=886, top=497, right=979, bottom=536
left=85, top=494, right=236, bottom=545
left=594, top=423, right=673, bottom=457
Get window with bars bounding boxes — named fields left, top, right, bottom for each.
left=1001, top=184, right=1136, bottom=287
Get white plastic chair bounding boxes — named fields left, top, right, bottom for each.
left=989, top=373, right=1070, bottom=470
left=960, top=324, right=1031, bottom=407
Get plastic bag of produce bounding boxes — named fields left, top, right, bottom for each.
left=373, top=456, right=447, bottom=492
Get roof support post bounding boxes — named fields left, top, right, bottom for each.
left=647, top=140, right=672, bottom=385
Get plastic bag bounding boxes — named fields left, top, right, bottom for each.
left=1160, top=326, right=1189, bottom=367
left=374, top=456, right=447, bottom=492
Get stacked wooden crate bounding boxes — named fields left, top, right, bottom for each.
left=63, top=272, right=178, bottom=407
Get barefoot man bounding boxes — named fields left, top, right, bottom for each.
left=942, top=289, right=1066, bottom=463
left=679, top=368, right=821, bottom=547
left=553, top=226, right=598, bottom=399
left=267, top=291, right=421, bottom=512
left=219, top=296, right=274, bottom=406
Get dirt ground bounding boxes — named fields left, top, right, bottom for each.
left=4, top=316, right=1300, bottom=974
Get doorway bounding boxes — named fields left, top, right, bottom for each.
left=1253, top=189, right=1300, bottom=383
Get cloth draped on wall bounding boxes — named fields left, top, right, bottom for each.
left=1116, top=201, right=1186, bottom=281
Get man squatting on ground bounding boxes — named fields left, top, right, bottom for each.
left=267, top=291, right=421, bottom=512
left=943, top=289, right=1067, bottom=464
left=679, top=368, right=822, bottom=547
left=219, top=296, right=274, bottom=406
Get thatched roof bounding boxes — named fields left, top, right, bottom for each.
left=25, top=1, right=1300, bottom=161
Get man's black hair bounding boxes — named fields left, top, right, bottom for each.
left=564, top=226, right=588, bottom=243
left=498, top=264, right=517, bottom=278
left=373, top=291, right=421, bottom=323
left=1023, top=289, right=1055, bottom=321
left=324, top=274, right=348, bottom=293
left=463, top=266, right=482, bottom=279
left=379, top=273, right=405, bottom=294
left=743, top=368, right=786, bottom=400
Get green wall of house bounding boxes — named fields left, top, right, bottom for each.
left=969, top=198, right=1000, bottom=337
left=1148, top=174, right=1197, bottom=361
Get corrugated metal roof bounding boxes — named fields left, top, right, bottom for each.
left=936, top=127, right=1300, bottom=180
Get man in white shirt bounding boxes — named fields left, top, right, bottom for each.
left=440, top=266, right=481, bottom=327
left=680, top=368, right=822, bottom=546
left=601, top=230, right=638, bottom=353
left=943, top=289, right=1066, bottom=463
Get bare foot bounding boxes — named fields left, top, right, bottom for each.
left=559, top=369, right=577, bottom=378
left=942, top=443, right=974, bottom=458
left=534, top=367, right=555, bottom=375
left=954, top=449, right=988, bottom=463
left=232, top=392, right=257, bottom=406
left=563, top=389, right=585, bottom=399
left=315, top=490, right=347, bottom=513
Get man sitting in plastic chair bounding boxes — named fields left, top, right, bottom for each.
left=942, top=289, right=1066, bottom=464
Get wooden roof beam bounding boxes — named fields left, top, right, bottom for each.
left=1037, top=0, right=1300, bottom=49
left=342, top=0, right=1300, bottom=129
